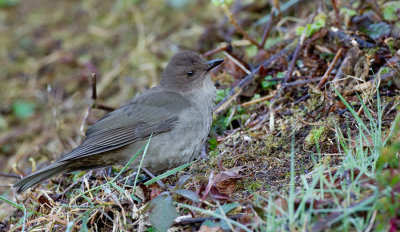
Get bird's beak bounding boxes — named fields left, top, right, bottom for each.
left=206, top=59, right=224, bottom=71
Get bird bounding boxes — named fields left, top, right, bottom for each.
left=14, top=51, right=224, bottom=193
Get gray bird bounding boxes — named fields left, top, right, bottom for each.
left=14, top=51, right=224, bottom=193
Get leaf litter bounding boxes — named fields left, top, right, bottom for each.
left=0, top=0, right=400, bottom=231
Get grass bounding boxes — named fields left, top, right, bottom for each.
left=1, top=0, right=399, bottom=231
left=1, top=61, right=398, bottom=232
left=247, top=85, right=395, bottom=231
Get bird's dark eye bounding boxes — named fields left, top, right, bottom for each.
left=186, top=71, right=194, bottom=77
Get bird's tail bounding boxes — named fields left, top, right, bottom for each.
left=13, top=162, right=69, bottom=193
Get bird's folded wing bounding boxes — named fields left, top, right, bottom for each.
left=60, top=90, right=191, bottom=161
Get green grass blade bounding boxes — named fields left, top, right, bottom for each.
left=334, top=88, right=371, bottom=136
left=144, top=161, right=194, bottom=186
left=132, top=134, right=152, bottom=195
left=0, top=195, right=26, bottom=211
left=110, top=141, right=146, bottom=183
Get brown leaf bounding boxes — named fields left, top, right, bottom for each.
left=200, top=166, right=248, bottom=201
left=215, top=179, right=236, bottom=195
left=213, top=166, right=247, bottom=183
left=37, top=194, right=55, bottom=208
left=149, top=184, right=162, bottom=200
left=134, top=185, right=147, bottom=202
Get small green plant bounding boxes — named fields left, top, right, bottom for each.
left=340, top=7, right=357, bottom=17
left=261, top=75, right=277, bottom=89
left=208, top=137, right=218, bottom=151
left=382, top=1, right=400, bottom=21
left=262, top=72, right=283, bottom=89
left=296, top=13, right=327, bottom=37
left=11, top=100, right=35, bottom=119
left=215, top=88, right=230, bottom=103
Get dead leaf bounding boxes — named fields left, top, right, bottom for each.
left=200, top=166, right=248, bottom=201
left=149, top=184, right=162, bottom=200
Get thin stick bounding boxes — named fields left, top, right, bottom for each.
left=142, top=167, right=164, bottom=188
left=330, top=0, right=342, bottom=30
left=330, top=30, right=375, bottom=48
left=90, top=72, right=115, bottom=112
left=213, top=45, right=294, bottom=115
left=91, top=73, right=97, bottom=100
left=285, top=77, right=322, bottom=87
left=223, top=5, right=259, bottom=47
left=0, top=172, right=20, bottom=179
left=223, top=51, right=251, bottom=75
left=317, top=48, right=343, bottom=89
left=94, top=104, right=116, bottom=112
left=202, top=45, right=229, bottom=57
left=214, top=90, right=242, bottom=117
left=274, top=28, right=307, bottom=100
left=241, top=94, right=274, bottom=107
left=259, top=12, right=275, bottom=48
left=295, top=115, right=323, bottom=126
left=259, top=16, right=310, bottom=126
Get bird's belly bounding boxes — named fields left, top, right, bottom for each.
left=116, top=108, right=211, bottom=173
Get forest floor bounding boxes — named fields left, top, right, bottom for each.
left=0, top=0, right=399, bottom=231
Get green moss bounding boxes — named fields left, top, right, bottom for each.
left=247, top=181, right=262, bottom=192
left=305, top=126, right=326, bottom=146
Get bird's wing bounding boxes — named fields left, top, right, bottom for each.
left=59, top=89, right=191, bottom=161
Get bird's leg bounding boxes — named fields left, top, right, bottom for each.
left=200, top=143, right=207, bottom=160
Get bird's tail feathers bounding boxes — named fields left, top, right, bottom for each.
left=13, top=162, right=69, bottom=193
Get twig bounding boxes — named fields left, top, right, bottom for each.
left=0, top=172, right=20, bottom=179
left=259, top=12, right=275, bottom=48
left=317, top=48, right=343, bottom=89
left=379, top=71, right=397, bottom=82
left=285, top=77, right=322, bottom=87
left=79, top=105, right=91, bottom=136
left=91, top=73, right=97, bottom=100
left=223, top=5, right=259, bottom=47
left=295, top=115, right=323, bottom=126
left=275, top=27, right=307, bottom=100
left=365, top=210, right=377, bottom=232
left=330, top=0, right=342, bottom=30
left=61, top=171, right=93, bottom=195
left=142, top=167, right=165, bottom=188
left=213, top=44, right=295, bottom=115
left=90, top=73, right=115, bottom=112
left=214, top=90, right=242, bottom=117
left=93, top=103, right=116, bottom=112
left=331, top=47, right=361, bottom=91
left=259, top=15, right=310, bottom=126
left=223, top=51, right=251, bottom=75
left=329, top=30, right=375, bottom=48
left=241, top=94, right=274, bottom=107
left=293, top=94, right=310, bottom=105
left=250, top=104, right=282, bottom=130
left=202, top=45, right=230, bottom=57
